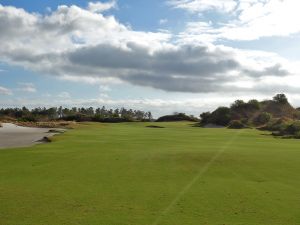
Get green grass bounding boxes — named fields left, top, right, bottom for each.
left=1, top=122, right=300, bottom=225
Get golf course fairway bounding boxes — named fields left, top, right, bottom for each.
left=1, top=122, right=300, bottom=225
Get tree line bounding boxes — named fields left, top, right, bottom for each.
left=0, top=106, right=153, bottom=122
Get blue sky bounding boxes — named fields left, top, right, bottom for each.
left=0, top=0, right=300, bottom=117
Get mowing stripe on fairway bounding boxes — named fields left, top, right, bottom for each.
left=151, top=129, right=245, bottom=225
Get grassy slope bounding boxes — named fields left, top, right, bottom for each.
left=1, top=122, right=300, bottom=225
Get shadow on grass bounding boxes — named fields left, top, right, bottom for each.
left=146, top=125, right=165, bottom=129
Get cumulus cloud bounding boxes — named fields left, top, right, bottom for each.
left=17, top=82, right=37, bottom=93
left=0, top=3, right=297, bottom=94
left=87, top=1, right=117, bottom=13
left=0, top=86, right=12, bottom=95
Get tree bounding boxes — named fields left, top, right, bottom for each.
left=231, top=100, right=246, bottom=110
left=58, top=106, right=63, bottom=118
left=147, top=111, right=153, bottom=121
left=47, top=107, right=58, bottom=119
left=273, top=94, right=288, bottom=104
left=210, top=107, right=231, bottom=126
left=200, top=112, right=211, bottom=124
left=247, top=99, right=260, bottom=110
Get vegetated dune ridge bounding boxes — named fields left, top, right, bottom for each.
left=0, top=123, right=62, bottom=149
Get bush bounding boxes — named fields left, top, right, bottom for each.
left=247, top=99, right=261, bottom=110
left=209, top=107, right=231, bottom=126
left=284, top=121, right=300, bottom=135
left=254, top=112, right=272, bottom=125
left=200, top=112, right=211, bottom=125
left=241, top=118, right=249, bottom=125
left=260, top=118, right=290, bottom=132
left=294, top=131, right=300, bottom=139
left=228, top=120, right=245, bottom=129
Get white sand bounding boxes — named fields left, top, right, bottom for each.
left=0, top=123, right=58, bottom=149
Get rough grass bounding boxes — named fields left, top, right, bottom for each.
left=1, top=122, right=300, bottom=225
left=14, top=121, right=77, bottom=129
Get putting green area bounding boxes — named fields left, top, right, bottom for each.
left=1, top=122, right=300, bottom=225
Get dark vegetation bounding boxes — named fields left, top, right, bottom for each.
left=228, top=120, right=246, bottom=129
left=200, top=94, right=300, bottom=138
left=146, top=125, right=165, bottom=128
left=260, top=119, right=300, bottom=139
left=157, top=113, right=199, bottom=122
left=0, top=106, right=153, bottom=123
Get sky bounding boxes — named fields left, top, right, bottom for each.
left=0, top=0, right=300, bottom=117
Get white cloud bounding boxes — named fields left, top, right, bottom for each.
left=0, top=3, right=298, bottom=95
left=168, top=0, right=237, bottom=13
left=59, top=75, right=123, bottom=85
left=0, top=86, right=12, bottom=95
left=177, top=0, right=300, bottom=41
left=17, top=82, right=36, bottom=93
left=219, top=0, right=300, bottom=41
left=87, top=1, right=117, bottom=13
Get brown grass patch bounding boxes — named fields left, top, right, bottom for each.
left=14, top=121, right=77, bottom=129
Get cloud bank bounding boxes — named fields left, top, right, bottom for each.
left=0, top=2, right=298, bottom=94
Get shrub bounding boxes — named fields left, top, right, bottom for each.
left=241, top=118, right=249, bottom=125
left=284, top=121, right=300, bottom=135
left=260, top=118, right=290, bottom=132
left=209, top=107, right=231, bottom=126
left=247, top=99, right=261, bottom=110
left=200, top=112, right=211, bottom=125
left=254, top=112, right=272, bottom=125
left=228, top=120, right=245, bottom=129
left=294, top=131, right=300, bottom=139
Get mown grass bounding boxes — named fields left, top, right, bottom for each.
left=1, top=122, right=300, bottom=225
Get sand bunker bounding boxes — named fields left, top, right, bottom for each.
left=0, top=123, right=63, bottom=149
